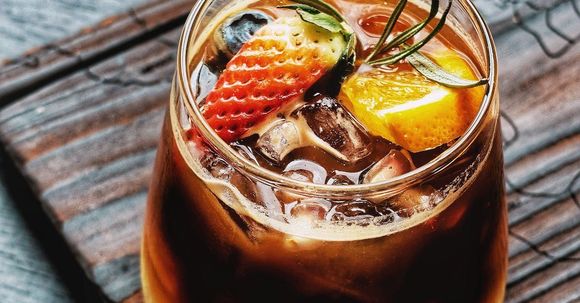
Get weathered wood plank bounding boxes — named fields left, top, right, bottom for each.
left=0, top=0, right=190, bottom=106
left=495, top=2, right=580, bottom=166
left=507, top=160, right=580, bottom=226
left=529, top=274, right=580, bottom=303
left=43, top=150, right=155, bottom=223
left=508, top=225, right=580, bottom=285
left=0, top=0, right=188, bottom=303
left=506, top=134, right=580, bottom=192
left=0, top=25, right=180, bottom=303
left=0, top=1, right=578, bottom=302
left=495, top=7, right=580, bottom=300
left=0, top=175, right=74, bottom=303
left=0, top=0, right=148, bottom=60
left=506, top=250, right=580, bottom=303
left=508, top=196, right=580, bottom=258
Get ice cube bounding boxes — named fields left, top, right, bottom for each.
left=288, top=198, right=332, bottom=221
left=274, top=160, right=327, bottom=204
left=362, top=149, right=415, bottom=184
left=199, top=149, right=264, bottom=206
left=256, top=120, right=302, bottom=163
left=190, top=62, right=218, bottom=103
left=284, top=159, right=327, bottom=184
left=200, top=151, right=234, bottom=180
left=282, top=169, right=315, bottom=183
left=230, top=171, right=259, bottom=201
left=294, top=96, right=372, bottom=163
left=391, top=185, right=442, bottom=217
left=274, top=167, right=324, bottom=204
left=327, top=174, right=355, bottom=186
left=233, top=143, right=260, bottom=164
left=328, top=200, right=389, bottom=221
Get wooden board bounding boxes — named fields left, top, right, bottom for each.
left=0, top=1, right=190, bottom=302
left=0, top=0, right=191, bottom=106
left=0, top=0, right=148, bottom=60
left=0, top=0, right=578, bottom=302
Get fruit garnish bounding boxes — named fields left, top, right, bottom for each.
left=331, top=0, right=488, bottom=152
left=214, top=10, right=272, bottom=59
left=202, top=4, right=354, bottom=142
left=358, top=0, right=487, bottom=88
left=341, top=49, right=484, bottom=152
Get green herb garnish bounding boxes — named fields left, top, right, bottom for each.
left=406, top=51, right=489, bottom=88
left=286, top=0, right=487, bottom=88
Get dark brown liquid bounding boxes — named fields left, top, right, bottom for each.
left=141, top=0, right=507, bottom=302
left=142, top=110, right=506, bottom=302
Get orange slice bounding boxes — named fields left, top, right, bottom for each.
left=340, top=50, right=484, bottom=152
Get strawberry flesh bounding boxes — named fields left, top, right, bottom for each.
left=202, top=16, right=345, bottom=142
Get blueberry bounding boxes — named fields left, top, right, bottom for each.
left=214, top=10, right=272, bottom=58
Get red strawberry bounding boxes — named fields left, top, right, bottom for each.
left=201, top=15, right=348, bottom=142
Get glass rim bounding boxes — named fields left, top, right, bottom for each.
left=175, top=0, right=498, bottom=197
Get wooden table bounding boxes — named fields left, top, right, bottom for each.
left=0, top=1, right=148, bottom=302
left=0, top=0, right=578, bottom=302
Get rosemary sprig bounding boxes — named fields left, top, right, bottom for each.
left=367, top=0, right=452, bottom=66
left=406, top=51, right=488, bottom=88
left=285, top=0, right=487, bottom=88
left=365, top=0, right=408, bottom=61
left=361, top=0, right=487, bottom=88
left=377, top=0, right=439, bottom=53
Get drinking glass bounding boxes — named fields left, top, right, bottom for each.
left=141, top=0, right=505, bottom=302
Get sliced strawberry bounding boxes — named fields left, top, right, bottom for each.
left=201, top=14, right=349, bottom=142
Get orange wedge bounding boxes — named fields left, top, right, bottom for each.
left=340, top=50, right=484, bottom=152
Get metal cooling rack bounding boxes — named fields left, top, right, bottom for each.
left=482, top=0, right=580, bottom=265
left=487, top=0, right=580, bottom=57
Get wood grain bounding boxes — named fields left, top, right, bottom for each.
left=0, top=24, right=181, bottom=300
left=0, top=0, right=191, bottom=106
left=497, top=3, right=580, bottom=302
left=0, top=170, right=74, bottom=303
left=0, top=1, right=578, bottom=302
left=0, top=0, right=186, bottom=300
left=0, top=0, right=148, bottom=60
left=0, top=1, right=190, bottom=302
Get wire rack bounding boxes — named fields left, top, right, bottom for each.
left=501, top=111, right=580, bottom=263
left=481, top=0, right=580, bottom=266
left=489, top=0, right=580, bottom=57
